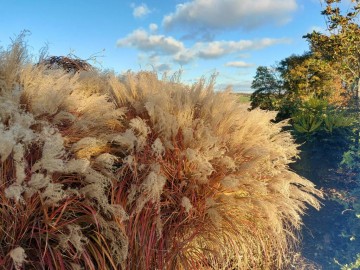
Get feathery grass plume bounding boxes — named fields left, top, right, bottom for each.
left=9, top=247, right=27, bottom=270
left=106, top=71, right=322, bottom=269
left=0, top=37, right=128, bottom=269
left=0, top=32, right=29, bottom=95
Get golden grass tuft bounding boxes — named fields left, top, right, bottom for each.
left=0, top=37, right=322, bottom=269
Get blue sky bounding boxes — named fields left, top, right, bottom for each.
left=0, top=0, right=346, bottom=92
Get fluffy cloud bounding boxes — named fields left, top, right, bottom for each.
left=141, top=54, right=173, bottom=72
left=132, top=3, right=151, bottom=18
left=194, top=38, right=291, bottom=59
left=163, top=0, right=298, bottom=31
left=174, top=38, right=291, bottom=64
left=156, top=63, right=172, bottom=72
left=117, top=29, right=291, bottom=65
left=149, top=23, right=158, bottom=32
left=117, top=29, right=185, bottom=55
left=173, top=49, right=197, bottom=65
left=225, top=61, right=254, bottom=68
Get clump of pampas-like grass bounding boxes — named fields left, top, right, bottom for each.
left=0, top=37, right=321, bottom=269
left=0, top=37, right=128, bottom=270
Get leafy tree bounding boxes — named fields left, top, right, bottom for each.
left=265, top=52, right=346, bottom=121
left=250, top=66, right=283, bottom=110
left=305, top=0, right=360, bottom=94
left=250, top=1, right=357, bottom=143
left=277, top=53, right=311, bottom=98
left=277, top=52, right=347, bottom=105
left=304, top=0, right=360, bottom=148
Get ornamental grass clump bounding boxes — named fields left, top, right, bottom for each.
left=107, top=72, right=322, bottom=269
left=0, top=39, right=128, bottom=270
left=0, top=38, right=321, bottom=270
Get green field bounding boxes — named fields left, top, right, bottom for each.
left=236, top=93, right=251, bottom=104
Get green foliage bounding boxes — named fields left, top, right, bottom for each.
left=292, top=98, right=327, bottom=134
left=237, top=93, right=251, bottom=104
left=274, top=96, right=302, bottom=121
left=340, top=254, right=360, bottom=270
left=308, top=0, right=360, bottom=86
left=251, top=51, right=348, bottom=124
left=292, top=98, right=353, bottom=138
left=293, top=112, right=323, bottom=134
left=341, top=146, right=360, bottom=171
left=250, top=66, right=284, bottom=110
left=277, top=52, right=312, bottom=96
left=323, top=111, right=353, bottom=133
left=305, top=0, right=360, bottom=152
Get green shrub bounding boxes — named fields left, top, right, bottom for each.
left=292, top=98, right=353, bottom=140
left=342, top=148, right=360, bottom=171
left=340, top=254, right=360, bottom=270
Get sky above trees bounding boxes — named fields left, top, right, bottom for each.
left=0, top=0, right=352, bottom=92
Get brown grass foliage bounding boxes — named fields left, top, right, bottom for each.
left=0, top=38, right=322, bottom=269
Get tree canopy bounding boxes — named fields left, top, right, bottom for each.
left=250, top=66, right=283, bottom=110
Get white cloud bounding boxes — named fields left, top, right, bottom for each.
left=225, top=61, right=254, bottom=68
left=147, top=55, right=172, bottom=72
left=156, top=63, right=172, bottom=72
left=117, top=29, right=291, bottom=65
left=117, top=29, right=185, bottom=55
left=182, top=38, right=291, bottom=62
left=149, top=23, right=158, bottom=32
left=163, top=0, right=298, bottom=32
left=172, top=51, right=195, bottom=65
left=132, top=3, right=151, bottom=18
